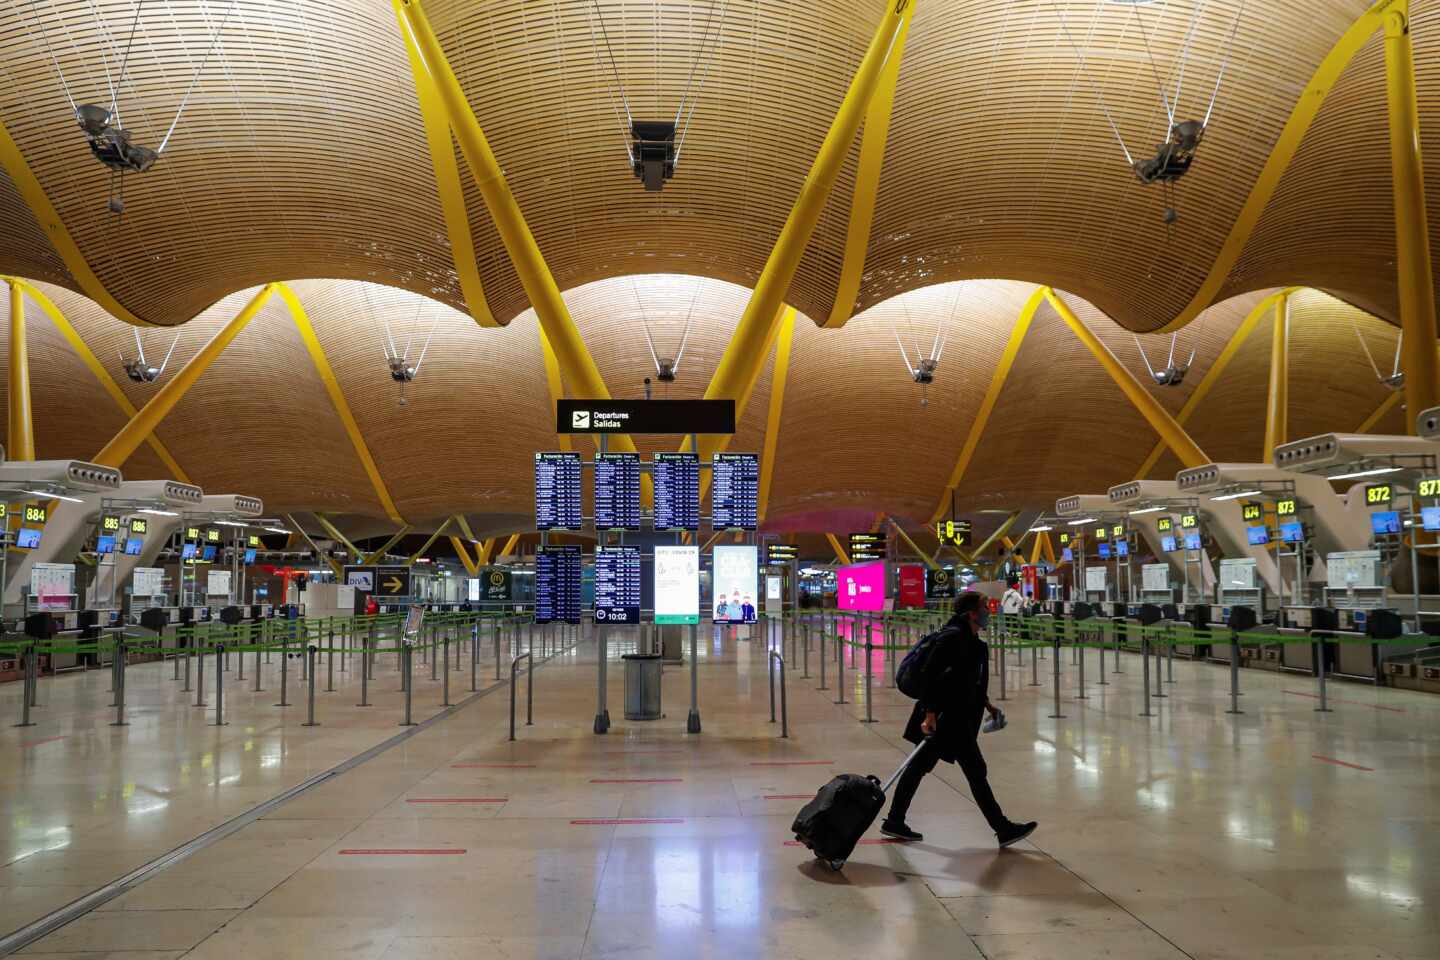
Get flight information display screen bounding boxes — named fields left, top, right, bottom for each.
left=593, top=545, right=641, bottom=624
left=653, top=453, right=700, bottom=530
left=244, top=548, right=258, bottom=564
left=1183, top=533, right=1202, bottom=551
left=1280, top=522, right=1305, bottom=543
left=535, top=545, right=583, bottom=624
left=534, top=452, right=583, bottom=530
left=1370, top=511, right=1402, bottom=536
left=1116, top=540, right=1129, bottom=557
left=711, top=453, right=759, bottom=530
left=1422, top=506, right=1440, bottom=532
left=15, top=528, right=41, bottom=549
left=1247, top=527, right=1270, bottom=546
left=124, top=538, right=143, bottom=555
left=594, top=453, right=642, bottom=531
left=1161, top=536, right=1178, bottom=552
left=1098, top=544, right=1112, bottom=559
left=96, top=535, right=116, bottom=554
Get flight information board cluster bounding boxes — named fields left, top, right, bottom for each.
left=711, top=453, right=759, bottom=530
left=653, top=453, right=701, bottom=530
left=534, top=453, right=583, bottom=530
left=593, top=545, right=641, bottom=624
left=594, top=453, right=642, bottom=531
left=534, top=545, right=583, bottom=624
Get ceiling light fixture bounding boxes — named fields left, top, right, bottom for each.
left=1209, top=490, right=1263, bottom=502
left=28, top=489, right=84, bottom=503
left=1128, top=506, right=1165, bottom=515
left=1327, top=466, right=1402, bottom=481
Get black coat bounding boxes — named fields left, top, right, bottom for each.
left=902, top=618, right=990, bottom=763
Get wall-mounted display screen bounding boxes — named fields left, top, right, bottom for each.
left=1062, top=547, right=1074, bottom=562
left=1246, top=527, right=1270, bottom=546
left=711, top=453, right=759, bottom=530
left=765, top=544, right=799, bottom=565
left=1370, top=511, right=1402, bottom=536
left=594, top=453, right=642, bottom=531
left=182, top=543, right=198, bottom=559
left=535, top=545, right=583, bottom=624
left=837, top=560, right=887, bottom=613
left=202, top=545, right=217, bottom=561
left=1421, top=506, right=1440, bottom=532
left=652, top=452, right=700, bottom=531
left=534, top=452, right=583, bottom=530
left=16, top=528, right=42, bottom=549
left=1280, top=522, right=1305, bottom=543
left=593, top=545, right=641, bottom=624
left=1161, top=536, right=1177, bottom=552
left=96, top=535, right=116, bottom=554
left=654, top=545, right=699, bottom=624
left=24, top=504, right=47, bottom=524
left=1116, top=540, right=1129, bottom=557
left=1184, top=533, right=1202, bottom=551
left=244, top=548, right=258, bottom=564
left=712, top=544, right=758, bottom=623
left=124, top=538, right=143, bottom=555
left=1098, top=543, right=1112, bottom=559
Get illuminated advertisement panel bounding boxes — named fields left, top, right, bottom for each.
left=712, top=545, right=758, bottom=623
left=838, top=560, right=887, bottom=612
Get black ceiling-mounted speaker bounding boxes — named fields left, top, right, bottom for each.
left=1133, top=120, right=1205, bottom=185
left=631, top=120, right=676, bottom=191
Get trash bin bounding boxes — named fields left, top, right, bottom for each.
left=623, top=653, right=663, bottom=720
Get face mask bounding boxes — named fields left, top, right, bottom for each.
left=974, top=609, right=990, bottom=629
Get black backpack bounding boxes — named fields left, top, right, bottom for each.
left=895, top=625, right=960, bottom=700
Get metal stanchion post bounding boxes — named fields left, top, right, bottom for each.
left=996, top=629, right=1008, bottom=702
left=326, top=624, right=335, bottom=692
left=1048, top=629, right=1065, bottom=719
left=276, top=630, right=289, bottom=707
left=442, top=634, right=451, bottom=706
left=863, top=641, right=875, bottom=723
left=1140, top=632, right=1154, bottom=717
left=769, top=645, right=777, bottom=723
left=1076, top=628, right=1088, bottom=699
left=834, top=631, right=846, bottom=705
left=818, top=629, right=827, bottom=691
left=304, top=645, right=320, bottom=726
left=195, top=636, right=206, bottom=707
left=1030, top=622, right=1041, bottom=686
left=110, top=642, right=128, bottom=726
left=686, top=621, right=700, bottom=734
left=1226, top=633, right=1243, bottom=715
left=1166, top=633, right=1176, bottom=683
left=213, top=644, right=227, bottom=726
left=470, top=621, right=479, bottom=692
left=769, top=650, right=789, bottom=738
left=496, top=619, right=504, bottom=681
left=401, top=641, right=415, bottom=726
left=1314, top=635, right=1332, bottom=713
left=1097, top=624, right=1109, bottom=686
left=183, top=639, right=193, bottom=693
left=527, top=649, right=534, bottom=726
left=509, top=652, right=532, bottom=740
left=1154, top=631, right=1167, bottom=698
left=430, top=624, right=439, bottom=681
left=358, top=631, right=371, bottom=707
left=253, top=627, right=263, bottom=692
left=15, top=644, right=35, bottom=727
left=801, top=621, right=810, bottom=679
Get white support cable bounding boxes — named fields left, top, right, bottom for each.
left=672, top=0, right=729, bottom=167
left=157, top=328, right=180, bottom=375
left=114, top=0, right=145, bottom=106
left=25, top=0, right=78, bottom=113
left=632, top=278, right=661, bottom=373
left=82, top=0, right=122, bottom=125
left=671, top=280, right=700, bottom=372
left=1391, top=330, right=1404, bottom=379
left=1133, top=334, right=1162, bottom=381
left=1170, top=0, right=1207, bottom=114
left=410, top=311, right=440, bottom=379
left=1128, top=0, right=1175, bottom=130
left=132, top=327, right=146, bottom=365
left=588, top=0, right=634, bottom=164
left=157, top=0, right=238, bottom=154
left=891, top=322, right=918, bottom=378
left=1054, top=5, right=1134, bottom=166
left=1202, top=0, right=1248, bottom=128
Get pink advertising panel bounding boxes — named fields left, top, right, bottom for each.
left=838, top=561, right=887, bottom=612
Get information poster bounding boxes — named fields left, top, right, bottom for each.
left=535, top=545, right=583, bottom=624
left=654, top=545, right=699, bottom=624
left=652, top=453, right=700, bottom=531
left=30, top=563, right=75, bottom=612
left=1084, top=567, right=1108, bottom=594
left=897, top=564, right=926, bottom=608
left=206, top=570, right=233, bottom=597
left=765, top=574, right=784, bottom=612
left=534, top=452, right=583, bottom=530
left=1141, top=564, right=1171, bottom=592
left=594, top=452, right=642, bottom=531
left=482, top=568, right=511, bottom=604
left=838, top=561, right=886, bottom=612
left=712, top=544, right=758, bottom=623
left=132, top=567, right=165, bottom=597
left=711, top=453, right=759, bottom=530
left=467, top=578, right=481, bottom=603
left=594, top=545, right=641, bottom=624
left=926, top=567, right=956, bottom=598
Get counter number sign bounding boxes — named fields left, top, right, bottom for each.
left=1059, top=532, right=1071, bottom=545
left=1365, top=484, right=1393, bottom=506
left=1157, top=517, right=1173, bottom=532
left=130, top=518, right=148, bottom=535
left=1095, top=526, right=1108, bottom=540
left=102, top=515, right=121, bottom=532
left=1180, top=514, right=1198, bottom=529
left=186, top=526, right=201, bottom=541
left=1420, top=477, right=1440, bottom=499
left=24, top=504, right=47, bottom=524
left=1276, top=499, right=1297, bottom=517
left=1111, top=524, right=1124, bottom=538
left=1242, top=504, right=1262, bottom=522
left=206, top=528, right=222, bottom=543
left=248, top=534, right=261, bottom=547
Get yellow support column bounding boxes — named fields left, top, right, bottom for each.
left=498, top=533, right=521, bottom=559
left=395, top=0, right=640, bottom=464
left=757, top=309, right=797, bottom=525
left=408, top=517, right=453, bottom=565
left=363, top=526, right=413, bottom=564
left=94, top=285, right=275, bottom=469
left=1263, top=294, right=1290, bottom=457
left=7, top=280, right=34, bottom=461
left=450, top=535, right=479, bottom=577
left=887, top=516, right=940, bottom=570
left=826, top=534, right=852, bottom=567
left=1044, top=289, right=1208, bottom=469
left=1384, top=5, right=1440, bottom=430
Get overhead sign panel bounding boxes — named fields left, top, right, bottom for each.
left=534, top=452, right=583, bottom=530
left=711, top=453, right=759, bottom=530
left=594, top=545, right=641, bottom=624
left=594, top=452, right=642, bottom=531
left=654, top=545, right=699, bottom=624
left=766, top=543, right=799, bottom=565
left=535, top=545, right=583, bottom=624
left=376, top=568, right=410, bottom=597
left=653, top=453, right=700, bottom=531
left=936, top=520, right=971, bottom=548
left=849, top=532, right=886, bottom=561
left=557, top=399, right=735, bottom=435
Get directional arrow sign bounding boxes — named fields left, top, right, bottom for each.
left=377, top=568, right=411, bottom=596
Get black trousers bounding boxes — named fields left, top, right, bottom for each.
left=887, top=735, right=1009, bottom=833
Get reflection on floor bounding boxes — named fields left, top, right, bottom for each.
left=4, top=622, right=1438, bottom=959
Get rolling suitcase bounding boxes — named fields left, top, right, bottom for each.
left=790, top=739, right=929, bottom=871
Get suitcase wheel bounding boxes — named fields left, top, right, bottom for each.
left=820, top=857, right=846, bottom=872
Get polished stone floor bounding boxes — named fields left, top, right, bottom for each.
left=2, top=620, right=1437, bottom=959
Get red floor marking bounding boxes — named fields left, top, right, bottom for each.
left=749, top=761, right=833, bottom=767
left=1312, top=755, right=1375, bottom=772
left=589, top=778, right=683, bottom=784
left=570, top=818, right=685, bottom=825
left=20, top=736, right=66, bottom=748
left=784, top=838, right=906, bottom=847
left=450, top=763, right=536, bottom=768
left=339, top=849, right=467, bottom=855
left=763, top=795, right=813, bottom=800
left=405, top=798, right=508, bottom=804
left=1283, top=690, right=1405, bottom=713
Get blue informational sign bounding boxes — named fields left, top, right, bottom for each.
left=182, top=542, right=198, bottom=559
left=1098, top=544, right=1111, bottom=559
left=1184, top=533, right=1202, bottom=551
left=1161, top=535, right=1177, bottom=552
left=16, top=528, right=42, bottom=549
left=202, top=545, right=217, bottom=561
left=1423, top=507, right=1440, bottom=532
left=1116, top=540, right=1129, bottom=557
left=1062, top=548, right=1074, bottom=562
left=124, top=538, right=143, bottom=555
left=1280, top=522, right=1305, bottom=544
left=96, top=535, right=116, bottom=554
left=1370, top=511, right=1402, bottom=536
left=1246, top=527, right=1270, bottom=546
left=244, top=548, right=258, bottom=565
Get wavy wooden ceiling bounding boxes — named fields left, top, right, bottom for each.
left=0, top=0, right=1435, bottom=331
left=0, top=274, right=1412, bottom=534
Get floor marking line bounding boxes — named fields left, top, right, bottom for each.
left=0, top=641, right=580, bottom=958
left=405, top=798, right=508, bottom=804
left=588, top=778, right=683, bottom=784
left=18, top=736, right=66, bottom=748
left=1312, top=754, right=1375, bottom=771
left=339, top=849, right=467, bottom=855
left=1283, top=690, right=1405, bottom=713
left=570, top=818, right=685, bottom=825
left=763, top=794, right=813, bottom=800
left=783, top=838, right=905, bottom=846
left=451, top=763, right=536, bottom=768
left=749, top=760, right=833, bottom=766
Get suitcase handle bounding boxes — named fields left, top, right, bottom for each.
left=880, top=738, right=932, bottom=795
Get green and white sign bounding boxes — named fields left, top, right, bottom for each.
left=654, top=545, right=699, bottom=625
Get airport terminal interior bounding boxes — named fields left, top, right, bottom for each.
left=3, top=0, right=1440, bottom=957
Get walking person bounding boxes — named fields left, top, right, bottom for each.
left=882, top=591, right=1037, bottom=847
